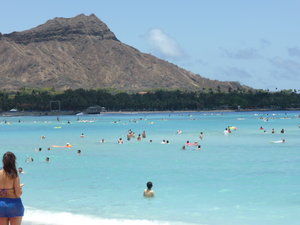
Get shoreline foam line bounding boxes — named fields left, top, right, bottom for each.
left=22, top=208, right=197, bottom=225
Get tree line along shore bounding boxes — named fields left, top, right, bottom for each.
left=0, top=88, right=300, bottom=113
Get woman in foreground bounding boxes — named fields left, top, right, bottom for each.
left=0, top=152, right=24, bottom=225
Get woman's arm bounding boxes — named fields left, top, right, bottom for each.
left=13, top=176, right=23, bottom=197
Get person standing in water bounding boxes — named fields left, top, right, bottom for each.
left=143, top=181, right=155, bottom=198
left=0, top=152, right=24, bottom=225
left=199, top=132, right=204, bottom=140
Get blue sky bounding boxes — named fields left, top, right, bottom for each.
left=1, top=0, right=300, bottom=90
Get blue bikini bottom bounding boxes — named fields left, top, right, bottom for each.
left=0, top=198, right=24, bottom=218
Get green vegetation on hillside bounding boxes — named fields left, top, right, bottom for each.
left=0, top=88, right=300, bottom=112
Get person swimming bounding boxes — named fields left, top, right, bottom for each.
left=18, top=167, right=24, bottom=174
left=142, top=131, right=146, bottom=138
left=25, top=157, right=34, bottom=163
left=137, top=134, right=142, bottom=141
left=199, top=132, right=204, bottom=140
left=143, top=181, right=155, bottom=198
left=118, top=138, right=124, bottom=144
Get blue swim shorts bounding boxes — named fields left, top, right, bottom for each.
left=0, top=198, right=24, bottom=217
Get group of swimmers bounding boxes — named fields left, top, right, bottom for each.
left=126, top=129, right=146, bottom=141
left=116, top=129, right=148, bottom=144
left=22, top=118, right=212, bottom=169
left=259, top=126, right=287, bottom=143
left=116, top=129, right=205, bottom=150
left=24, top=135, right=83, bottom=164
left=25, top=147, right=82, bottom=165
left=260, top=127, right=285, bottom=133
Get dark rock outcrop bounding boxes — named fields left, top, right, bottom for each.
left=3, top=14, right=118, bottom=44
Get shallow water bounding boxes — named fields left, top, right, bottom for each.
left=1, top=111, right=300, bottom=225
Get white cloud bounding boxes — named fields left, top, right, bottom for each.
left=146, top=28, right=184, bottom=59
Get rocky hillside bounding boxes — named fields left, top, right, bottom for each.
left=0, top=14, right=250, bottom=92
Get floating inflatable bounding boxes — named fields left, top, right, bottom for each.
left=229, top=126, right=237, bottom=130
left=186, top=142, right=198, bottom=146
left=52, top=145, right=73, bottom=148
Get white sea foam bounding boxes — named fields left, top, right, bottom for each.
left=23, top=208, right=173, bottom=225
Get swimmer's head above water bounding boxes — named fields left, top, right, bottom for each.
left=146, top=181, right=153, bottom=190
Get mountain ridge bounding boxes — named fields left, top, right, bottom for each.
left=0, top=14, right=251, bottom=92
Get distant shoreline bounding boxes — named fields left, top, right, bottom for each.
left=1, top=108, right=300, bottom=117
left=101, top=108, right=300, bottom=114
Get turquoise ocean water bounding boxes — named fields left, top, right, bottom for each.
left=1, top=111, right=300, bottom=225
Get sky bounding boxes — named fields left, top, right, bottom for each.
left=1, top=0, right=300, bottom=91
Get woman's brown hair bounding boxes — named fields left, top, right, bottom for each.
left=2, top=152, right=18, bottom=179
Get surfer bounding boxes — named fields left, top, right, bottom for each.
left=271, top=139, right=286, bottom=143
